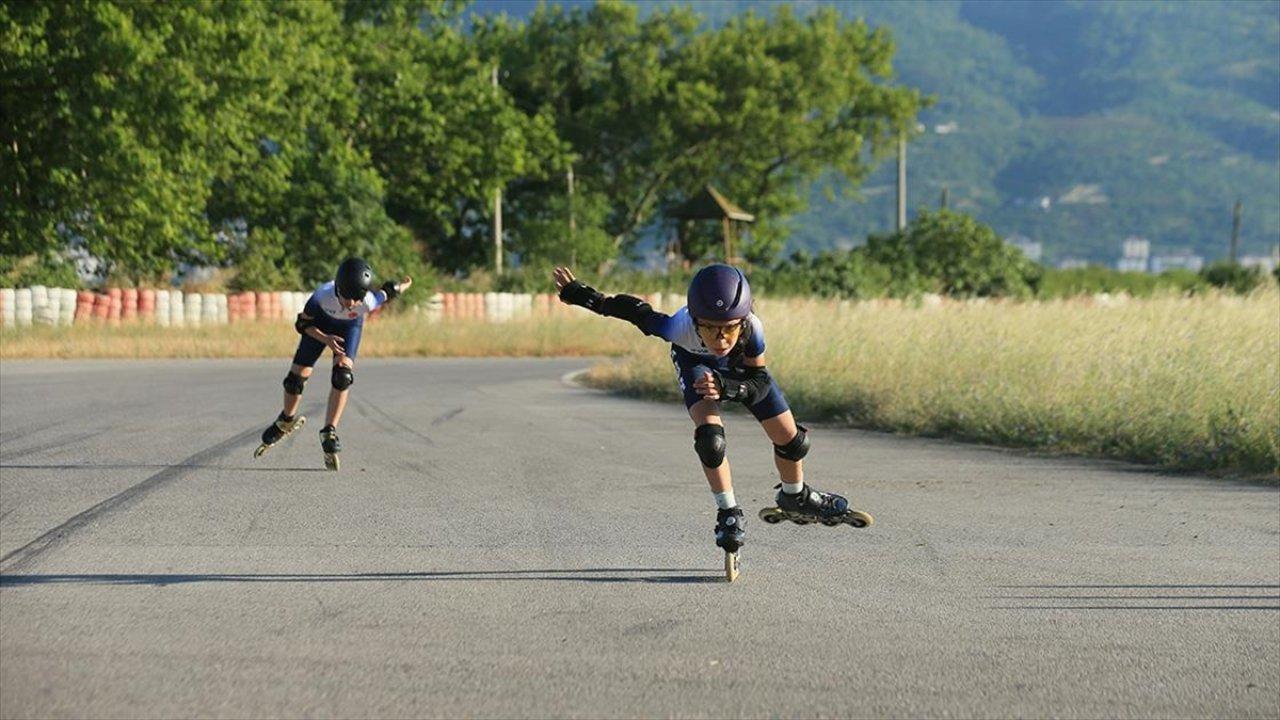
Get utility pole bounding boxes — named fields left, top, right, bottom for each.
left=492, top=65, right=503, bottom=275
left=567, top=163, right=576, bottom=269
left=1230, top=199, right=1242, bottom=263
left=567, top=164, right=576, bottom=239
left=896, top=132, right=907, bottom=231
left=940, top=185, right=949, bottom=210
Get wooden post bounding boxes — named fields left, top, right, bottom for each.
left=567, top=164, right=576, bottom=239
left=896, top=132, right=907, bottom=231
left=1230, top=199, right=1241, bottom=263
left=492, top=66, right=503, bottom=275
left=722, top=217, right=733, bottom=262
left=672, top=222, right=685, bottom=272
left=940, top=186, right=949, bottom=210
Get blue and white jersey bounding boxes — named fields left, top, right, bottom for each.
left=303, top=281, right=385, bottom=328
left=645, top=306, right=766, bottom=359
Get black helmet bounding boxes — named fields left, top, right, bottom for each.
left=335, top=257, right=374, bottom=300
left=687, top=264, right=752, bottom=321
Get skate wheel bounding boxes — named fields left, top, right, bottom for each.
left=324, top=453, right=340, bottom=471
left=821, top=519, right=841, bottom=527
left=253, top=444, right=269, bottom=459
left=847, top=511, right=873, bottom=528
left=724, top=551, right=741, bottom=582
left=758, top=508, right=784, bottom=524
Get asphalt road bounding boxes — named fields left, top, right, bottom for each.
left=1, top=358, right=1277, bottom=719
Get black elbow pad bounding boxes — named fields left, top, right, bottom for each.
left=599, top=294, right=653, bottom=325
left=380, top=280, right=400, bottom=301
left=294, top=313, right=314, bottom=335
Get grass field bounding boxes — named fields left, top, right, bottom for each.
left=584, top=292, right=1280, bottom=477
left=0, top=313, right=636, bottom=359
left=3, top=292, right=1276, bottom=476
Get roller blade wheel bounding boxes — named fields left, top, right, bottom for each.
left=758, top=506, right=873, bottom=529
left=724, top=550, right=741, bottom=583
left=324, top=452, right=340, bottom=471
left=253, top=416, right=305, bottom=458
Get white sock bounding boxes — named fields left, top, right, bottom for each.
left=713, top=490, right=737, bottom=509
left=781, top=481, right=804, bottom=495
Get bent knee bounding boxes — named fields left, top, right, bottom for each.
left=694, top=423, right=727, bottom=468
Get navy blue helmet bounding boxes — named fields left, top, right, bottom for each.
left=687, top=264, right=752, bottom=321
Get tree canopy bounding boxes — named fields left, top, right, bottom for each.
left=0, top=0, right=923, bottom=286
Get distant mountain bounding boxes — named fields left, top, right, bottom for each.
left=470, top=0, right=1280, bottom=264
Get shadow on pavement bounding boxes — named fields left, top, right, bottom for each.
left=988, top=583, right=1280, bottom=610
left=0, top=568, right=724, bottom=587
left=0, top=463, right=330, bottom=472
left=996, top=583, right=1280, bottom=589
left=992, top=605, right=1279, bottom=610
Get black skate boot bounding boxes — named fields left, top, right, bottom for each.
left=320, top=425, right=341, bottom=471
left=253, top=412, right=305, bottom=458
left=715, top=507, right=746, bottom=552
left=759, top=483, right=873, bottom=528
left=715, top=507, right=746, bottom=582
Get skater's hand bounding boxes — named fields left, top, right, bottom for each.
left=397, top=276, right=413, bottom=292
left=694, top=370, right=722, bottom=401
left=325, top=334, right=346, bottom=357
left=552, top=266, right=576, bottom=293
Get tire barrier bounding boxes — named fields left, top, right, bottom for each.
left=1, top=288, right=15, bottom=327
left=169, top=289, right=184, bottom=327
left=14, top=288, right=33, bottom=326
left=155, top=290, right=170, bottom=327
left=121, top=288, right=138, bottom=322
left=0, top=289, right=677, bottom=328
left=185, top=292, right=203, bottom=327
left=59, top=288, right=76, bottom=325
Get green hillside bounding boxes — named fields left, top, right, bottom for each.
left=634, top=0, right=1280, bottom=263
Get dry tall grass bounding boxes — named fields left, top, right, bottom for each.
left=0, top=313, right=635, bottom=359
left=584, top=291, right=1280, bottom=476
left=3, top=292, right=1276, bottom=474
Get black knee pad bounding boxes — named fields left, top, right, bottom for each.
left=694, top=423, right=727, bottom=468
left=774, top=424, right=810, bottom=461
left=282, top=372, right=307, bottom=395
left=331, top=365, right=354, bottom=391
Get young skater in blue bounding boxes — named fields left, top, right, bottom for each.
left=552, top=264, right=869, bottom=555
left=255, top=257, right=412, bottom=470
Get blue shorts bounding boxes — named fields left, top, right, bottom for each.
left=291, top=320, right=363, bottom=367
left=669, top=345, right=790, bottom=421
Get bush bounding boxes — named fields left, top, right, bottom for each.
left=228, top=228, right=303, bottom=291
left=0, top=252, right=82, bottom=288
left=758, top=250, right=900, bottom=299
left=1035, top=266, right=1206, bottom=298
left=863, top=209, right=1040, bottom=298
left=1200, top=261, right=1266, bottom=294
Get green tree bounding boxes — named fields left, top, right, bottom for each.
left=344, top=2, right=562, bottom=272
left=1, top=1, right=230, bottom=282
left=480, top=3, right=925, bottom=264
left=864, top=209, right=1040, bottom=297
left=2, top=1, right=429, bottom=287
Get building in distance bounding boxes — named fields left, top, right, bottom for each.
left=1150, top=251, right=1205, bottom=273
left=1006, top=234, right=1042, bottom=263
left=1117, top=236, right=1150, bottom=272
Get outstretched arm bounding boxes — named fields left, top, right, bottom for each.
left=375, top=276, right=413, bottom=305
left=552, top=266, right=672, bottom=338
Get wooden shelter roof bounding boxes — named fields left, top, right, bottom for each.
left=666, top=185, right=755, bottom=223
